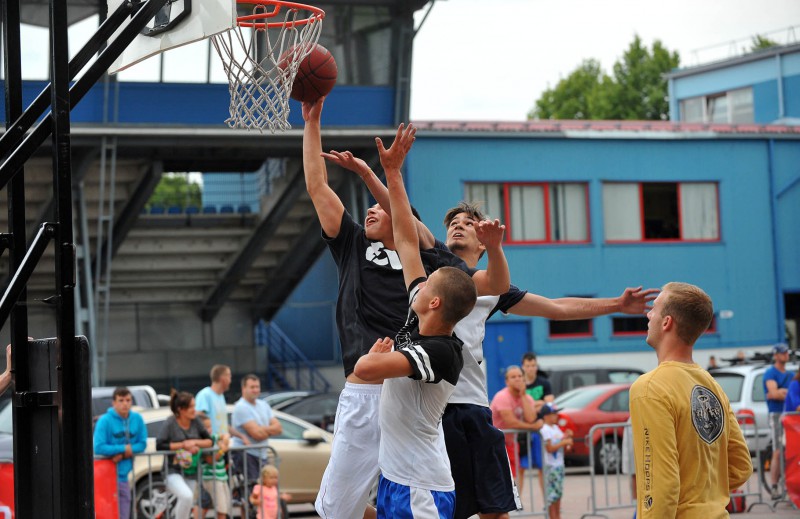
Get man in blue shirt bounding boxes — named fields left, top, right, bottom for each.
left=93, top=387, right=147, bottom=519
left=232, top=374, right=282, bottom=491
left=763, top=343, right=794, bottom=499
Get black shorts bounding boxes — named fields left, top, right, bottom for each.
left=442, top=404, right=521, bottom=519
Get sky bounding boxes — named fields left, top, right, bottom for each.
left=13, top=0, right=800, bottom=122
left=409, top=0, right=800, bottom=120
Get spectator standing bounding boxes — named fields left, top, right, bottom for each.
left=764, top=342, right=795, bottom=498
left=201, top=433, right=232, bottom=519
left=156, top=390, right=213, bottom=519
left=232, top=374, right=282, bottom=492
left=539, top=405, right=572, bottom=519
left=630, top=282, right=751, bottom=517
left=490, top=366, right=542, bottom=481
left=520, top=352, right=553, bottom=495
left=785, top=371, right=800, bottom=412
left=93, top=387, right=147, bottom=519
left=250, top=464, right=292, bottom=519
left=196, top=364, right=240, bottom=439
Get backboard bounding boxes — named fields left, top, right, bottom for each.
left=108, top=0, right=237, bottom=74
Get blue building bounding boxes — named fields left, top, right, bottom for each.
left=273, top=44, right=800, bottom=394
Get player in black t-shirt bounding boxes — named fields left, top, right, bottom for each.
left=354, top=124, right=476, bottom=518
left=302, top=98, right=508, bottom=519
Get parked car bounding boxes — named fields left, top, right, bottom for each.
left=259, top=390, right=316, bottom=409
left=270, top=392, right=340, bottom=432
left=709, top=361, right=799, bottom=457
left=539, top=366, right=643, bottom=396
left=133, top=405, right=332, bottom=518
left=92, top=385, right=160, bottom=419
left=553, top=383, right=632, bottom=473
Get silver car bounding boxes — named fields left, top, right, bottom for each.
left=710, top=362, right=798, bottom=455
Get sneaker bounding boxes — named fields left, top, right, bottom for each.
left=771, top=485, right=782, bottom=500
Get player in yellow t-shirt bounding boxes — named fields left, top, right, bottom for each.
left=631, top=282, right=752, bottom=518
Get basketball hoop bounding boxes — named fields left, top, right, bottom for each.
left=211, top=0, right=325, bottom=132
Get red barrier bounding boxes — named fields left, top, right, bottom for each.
left=783, top=413, right=800, bottom=508
left=0, top=460, right=119, bottom=519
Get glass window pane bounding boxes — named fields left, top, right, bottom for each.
left=729, top=88, right=754, bottom=124
left=549, top=319, right=592, bottom=336
left=707, top=95, right=729, bottom=123
left=550, top=183, right=587, bottom=241
left=509, top=185, right=545, bottom=241
left=680, top=97, right=704, bottom=123
left=465, top=183, right=504, bottom=222
left=680, top=183, right=719, bottom=240
left=642, top=183, right=679, bottom=239
left=602, top=183, right=641, bottom=240
left=711, top=373, right=744, bottom=402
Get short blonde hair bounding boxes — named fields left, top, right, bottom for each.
left=660, top=282, right=713, bottom=345
left=260, top=464, right=279, bottom=481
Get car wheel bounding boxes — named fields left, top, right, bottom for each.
left=594, top=436, right=622, bottom=474
left=135, top=474, right=176, bottom=519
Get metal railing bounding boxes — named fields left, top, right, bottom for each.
left=503, top=428, right=549, bottom=518
left=256, top=320, right=331, bottom=393
left=583, top=422, right=635, bottom=519
left=128, top=444, right=282, bottom=519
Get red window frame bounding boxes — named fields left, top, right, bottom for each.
left=548, top=318, right=594, bottom=339
left=499, top=182, right=591, bottom=245
left=604, top=182, right=721, bottom=244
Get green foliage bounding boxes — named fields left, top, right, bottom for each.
left=529, top=35, right=680, bottom=121
left=750, top=35, right=779, bottom=52
left=147, top=173, right=202, bottom=210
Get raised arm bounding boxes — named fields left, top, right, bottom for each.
left=377, top=124, right=424, bottom=289
left=509, top=286, right=658, bottom=319
left=322, top=149, right=435, bottom=249
left=469, top=219, right=510, bottom=296
left=302, top=98, right=345, bottom=238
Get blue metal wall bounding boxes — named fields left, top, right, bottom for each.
left=0, top=80, right=395, bottom=127
left=403, top=135, right=795, bottom=356
left=669, top=48, right=800, bottom=122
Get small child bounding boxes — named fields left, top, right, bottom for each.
left=250, top=464, right=292, bottom=519
left=539, top=405, right=573, bottom=519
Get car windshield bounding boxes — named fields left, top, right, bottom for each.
left=554, top=386, right=610, bottom=409
left=711, top=373, right=744, bottom=401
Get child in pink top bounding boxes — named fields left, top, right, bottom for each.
left=250, top=464, right=292, bottom=519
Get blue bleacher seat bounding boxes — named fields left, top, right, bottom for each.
left=167, top=205, right=182, bottom=214
left=220, top=205, right=234, bottom=214
left=149, top=205, right=165, bottom=214
left=237, top=204, right=252, bottom=214
left=185, top=206, right=200, bottom=215
left=202, top=205, right=217, bottom=214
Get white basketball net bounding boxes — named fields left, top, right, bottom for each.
left=211, top=3, right=323, bottom=132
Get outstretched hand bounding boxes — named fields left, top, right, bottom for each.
left=321, top=150, right=371, bottom=177
left=475, top=219, right=506, bottom=249
left=369, top=337, right=394, bottom=354
left=375, top=123, right=416, bottom=171
left=618, top=286, right=659, bottom=314
left=302, top=97, right=325, bottom=123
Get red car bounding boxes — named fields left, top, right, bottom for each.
left=553, top=383, right=632, bottom=474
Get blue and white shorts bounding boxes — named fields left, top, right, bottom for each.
left=377, top=475, right=455, bottom=519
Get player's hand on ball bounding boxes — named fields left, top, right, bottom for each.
left=302, top=97, right=325, bottom=122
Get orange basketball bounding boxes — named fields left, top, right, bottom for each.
left=282, top=44, right=338, bottom=103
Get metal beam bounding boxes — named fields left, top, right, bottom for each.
left=200, top=164, right=308, bottom=322
left=251, top=216, right=328, bottom=321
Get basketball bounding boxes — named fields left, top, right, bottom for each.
left=284, top=44, right=338, bottom=103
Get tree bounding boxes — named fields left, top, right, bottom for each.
left=530, top=59, right=605, bottom=120
left=529, top=35, right=680, bottom=121
left=750, top=35, right=779, bottom=52
left=148, top=173, right=202, bottom=209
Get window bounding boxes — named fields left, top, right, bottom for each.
left=679, top=88, right=754, bottom=124
left=612, top=315, right=717, bottom=336
left=465, top=182, right=589, bottom=244
left=603, top=182, right=719, bottom=242
left=549, top=319, right=593, bottom=338
left=612, top=316, right=649, bottom=335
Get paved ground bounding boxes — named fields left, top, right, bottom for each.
left=288, top=467, right=799, bottom=518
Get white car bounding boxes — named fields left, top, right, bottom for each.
left=710, top=361, right=798, bottom=456
left=133, top=405, right=332, bottom=518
